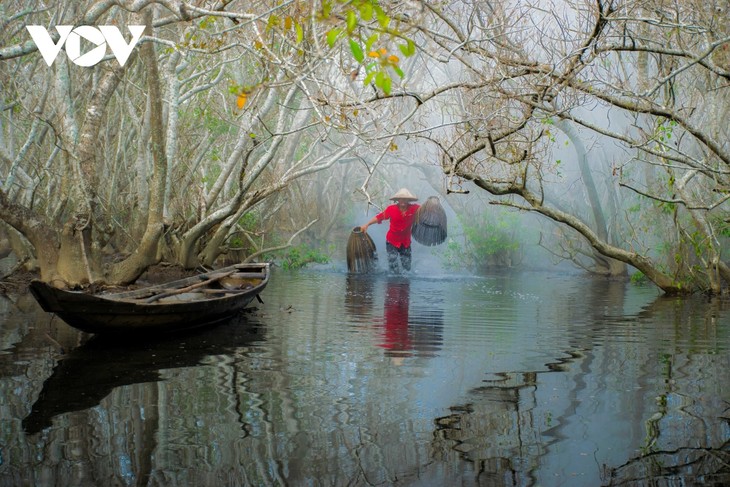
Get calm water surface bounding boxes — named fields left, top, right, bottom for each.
left=1, top=268, right=729, bottom=486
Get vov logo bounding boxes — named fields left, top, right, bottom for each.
left=26, top=25, right=145, bottom=67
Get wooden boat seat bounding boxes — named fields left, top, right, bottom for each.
left=157, top=292, right=207, bottom=303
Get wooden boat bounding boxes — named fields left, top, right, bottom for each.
left=29, top=262, right=270, bottom=334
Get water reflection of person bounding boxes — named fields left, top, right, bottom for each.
left=380, top=278, right=412, bottom=362
left=377, top=278, right=445, bottom=363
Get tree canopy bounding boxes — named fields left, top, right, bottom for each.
left=1, top=0, right=729, bottom=294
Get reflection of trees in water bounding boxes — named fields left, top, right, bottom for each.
left=598, top=295, right=730, bottom=486
left=604, top=442, right=730, bottom=486
left=344, top=274, right=375, bottom=319
left=21, top=316, right=264, bottom=434
left=9, top=316, right=266, bottom=486
left=430, top=282, right=730, bottom=486
left=432, top=370, right=546, bottom=485
left=433, top=365, right=730, bottom=485
left=7, top=276, right=730, bottom=486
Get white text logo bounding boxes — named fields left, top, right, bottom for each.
left=26, top=25, right=145, bottom=67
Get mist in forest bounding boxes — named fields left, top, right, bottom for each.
left=1, top=0, right=727, bottom=294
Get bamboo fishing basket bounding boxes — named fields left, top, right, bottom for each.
left=412, top=196, right=447, bottom=246
left=347, top=227, right=378, bottom=273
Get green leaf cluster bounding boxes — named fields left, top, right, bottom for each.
left=323, top=0, right=417, bottom=95
left=442, top=213, right=521, bottom=270
left=280, top=244, right=331, bottom=270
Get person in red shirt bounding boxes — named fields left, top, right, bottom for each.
left=360, top=188, right=421, bottom=273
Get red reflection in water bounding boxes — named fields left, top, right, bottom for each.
left=380, top=279, right=411, bottom=357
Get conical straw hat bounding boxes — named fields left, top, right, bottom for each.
left=390, top=188, right=418, bottom=201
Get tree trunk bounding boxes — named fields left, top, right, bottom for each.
left=163, top=50, right=182, bottom=221
left=469, top=175, right=686, bottom=294
left=556, top=119, right=627, bottom=277
left=105, top=12, right=165, bottom=285
left=0, top=192, right=61, bottom=283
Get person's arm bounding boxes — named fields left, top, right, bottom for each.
left=360, top=215, right=380, bottom=233
left=361, top=207, right=391, bottom=232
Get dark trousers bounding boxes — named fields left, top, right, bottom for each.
left=386, top=243, right=411, bottom=273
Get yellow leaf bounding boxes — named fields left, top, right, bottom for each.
left=368, top=51, right=380, bottom=58
left=387, top=54, right=400, bottom=64
left=236, top=93, right=247, bottom=110
left=284, top=16, right=292, bottom=30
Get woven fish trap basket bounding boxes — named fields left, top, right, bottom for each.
left=412, top=196, right=447, bottom=246
left=347, top=227, right=378, bottom=273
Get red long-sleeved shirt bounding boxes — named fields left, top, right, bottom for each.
left=375, top=203, right=420, bottom=248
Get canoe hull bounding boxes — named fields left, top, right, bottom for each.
left=29, top=263, right=269, bottom=334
